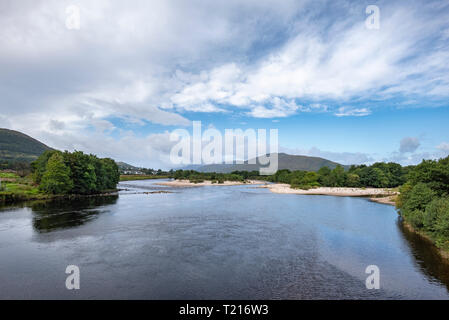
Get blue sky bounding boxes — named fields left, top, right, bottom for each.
left=1, top=0, right=449, bottom=168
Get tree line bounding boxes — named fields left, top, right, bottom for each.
left=31, top=150, right=120, bottom=195
left=171, top=162, right=410, bottom=189
left=171, top=169, right=247, bottom=184
left=397, top=156, right=449, bottom=250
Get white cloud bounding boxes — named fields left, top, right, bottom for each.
left=246, top=97, right=301, bottom=118
left=3, top=1, right=449, bottom=123
left=437, top=142, right=449, bottom=154
left=36, top=129, right=179, bottom=170
left=334, top=106, right=371, bottom=117
left=163, top=2, right=449, bottom=117
left=1, top=0, right=449, bottom=166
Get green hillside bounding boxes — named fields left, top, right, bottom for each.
left=0, top=128, right=53, bottom=163
left=186, top=153, right=348, bottom=173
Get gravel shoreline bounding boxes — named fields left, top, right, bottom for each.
left=260, top=184, right=398, bottom=205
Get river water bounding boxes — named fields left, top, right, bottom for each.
left=1, top=179, right=449, bottom=299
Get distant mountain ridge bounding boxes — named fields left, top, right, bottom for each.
left=0, top=128, right=53, bottom=163
left=116, top=161, right=141, bottom=171
left=183, top=153, right=349, bottom=173
left=116, top=161, right=146, bottom=174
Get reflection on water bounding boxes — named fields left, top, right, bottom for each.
left=398, top=219, right=449, bottom=292
left=0, top=179, right=449, bottom=299
left=30, top=196, right=118, bottom=233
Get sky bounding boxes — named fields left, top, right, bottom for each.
left=1, top=0, right=449, bottom=169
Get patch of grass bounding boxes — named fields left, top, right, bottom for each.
left=0, top=172, right=19, bottom=179
left=0, top=172, right=45, bottom=203
left=3, top=182, right=39, bottom=195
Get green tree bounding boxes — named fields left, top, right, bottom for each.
left=424, top=197, right=449, bottom=234
left=39, top=153, right=73, bottom=194
left=317, top=166, right=332, bottom=186
left=302, top=171, right=320, bottom=185
left=330, top=165, right=346, bottom=187
left=62, top=151, right=97, bottom=194
left=399, top=182, right=436, bottom=228
left=346, top=173, right=360, bottom=187
left=31, top=150, right=59, bottom=184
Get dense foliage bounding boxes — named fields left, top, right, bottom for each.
left=31, top=150, right=120, bottom=195
left=171, top=169, right=252, bottom=183
left=266, top=162, right=407, bottom=189
left=397, top=156, right=449, bottom=250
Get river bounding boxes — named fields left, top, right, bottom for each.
left=0, top=179, right=448, bottom=299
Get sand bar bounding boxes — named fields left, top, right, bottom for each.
left=260, top=183, right=398, bottom=205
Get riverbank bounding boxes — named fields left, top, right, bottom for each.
left=260, top=184, right=398, bottom=205
left=156, top=179, right=267, bottom=187
left=402, top=220, right=449, bottom=260
left=0, top=171, right=121, bottom=205
left=369, top=195, right=398, bottom=205
left=0, top=189, right=119, bottom=206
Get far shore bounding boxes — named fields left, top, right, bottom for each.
left=155, top=179, right=399, bottom=205
left=260, top=183, right=398, bottom=205
left=156, top=179, right=268, bottom=187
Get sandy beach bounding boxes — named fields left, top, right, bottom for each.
left=260, top=184, right=398, bottom=205
left=261, top=184, right=396, bottom=196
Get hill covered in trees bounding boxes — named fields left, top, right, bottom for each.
left=0, top=128, right=53, bottom=163
left=184, top=153, right=348, bottom=173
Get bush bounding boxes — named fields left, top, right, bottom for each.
left=401, top=182, right=436, bottom=214
left=407, top=209, right=426, bottom=229
left=425, top=197, right=449, bottom=249
left=423, top=197, right=449, bottom=232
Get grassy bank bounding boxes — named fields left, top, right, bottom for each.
left=0, top=171, right=118, bottom=205
left=120, top=174, right=169, bottom=181
left=0, top=172, right=49, bottom=204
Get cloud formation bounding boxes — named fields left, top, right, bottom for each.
left=437, top=142, right=449, bottom=154
left=334, top=107, right=371, bottom=117
left=1, top=0, right=448, bottom=167
left=399, top=137, right=420, bottom=154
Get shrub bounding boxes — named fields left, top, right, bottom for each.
left=426, top=197, right=449, bottom=249
left=401, top=182, right=436, bottom=214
